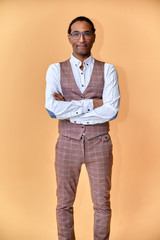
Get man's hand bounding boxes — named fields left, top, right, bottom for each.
left=93, top=99, right=103, bottom=108
left=53, top=91, right=65, bottom=101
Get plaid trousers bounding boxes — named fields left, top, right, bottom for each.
left=55, top=133, right=113, bottom=240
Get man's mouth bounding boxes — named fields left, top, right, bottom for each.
left=77, top=44, right=87, bottom=48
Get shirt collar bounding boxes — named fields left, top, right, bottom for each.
left=70, top=53, right=94, bottom=68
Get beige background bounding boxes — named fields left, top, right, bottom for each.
left=0, top=0, right=160, bottom=239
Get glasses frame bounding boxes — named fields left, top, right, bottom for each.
left=69, top=31, right=94, bottom=40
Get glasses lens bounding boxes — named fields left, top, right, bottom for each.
left=72, top=32, right=80, bottom=40
left=71, top=32, right=93, bottom=40
left=84, top=32, right=93, bottom=39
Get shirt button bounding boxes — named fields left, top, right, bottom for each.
left=88, top=109, right=90, bottom=111
left=82, top=85, right=84, bottom=87
left=74, top=121, right=76, bottom=123
left=87, top=122, right=89, bottom=124
left=76, top=112, right=78, bottom=114
left=81, top=72, right=83, bottom=75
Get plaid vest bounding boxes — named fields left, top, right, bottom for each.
left=58, top=59, right=109, bottom=140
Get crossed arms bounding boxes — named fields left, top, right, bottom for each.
left=54, top=91, right=103, bottom=108
left=45, top=63, right=120, bottom=124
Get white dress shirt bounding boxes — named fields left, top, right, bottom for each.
left=45, top=54, right=120, bottom=125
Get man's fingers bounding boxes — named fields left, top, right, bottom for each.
left=54, top=95, right=63, bottom=101
left=57, top=91, right=64, bottom=100
left=53, top=92, right=64, bottom=101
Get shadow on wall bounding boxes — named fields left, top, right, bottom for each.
left=110, top=65, right=129, bottom=204
left=91, top=18, right=104, bottom=61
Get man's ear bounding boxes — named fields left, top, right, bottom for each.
left=68, top=34, right=72, bottom=44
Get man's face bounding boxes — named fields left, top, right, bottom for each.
left=68, top=21, right=95, bottom=59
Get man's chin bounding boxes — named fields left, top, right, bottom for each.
left=76, top=50, right=90, bottom=57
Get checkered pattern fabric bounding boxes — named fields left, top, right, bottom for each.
left=55, top=134, right=112, bottom=240
left=58, top=59, right=109, bottom=140
left=55, top=59, right=112, bottom=240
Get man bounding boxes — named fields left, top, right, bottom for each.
left=45, top=16, right=120, bottom=240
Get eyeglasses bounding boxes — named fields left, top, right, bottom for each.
left=69, top=31, right=94, bottom=40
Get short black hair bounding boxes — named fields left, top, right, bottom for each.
left=68, top=16, right=96, bottom=34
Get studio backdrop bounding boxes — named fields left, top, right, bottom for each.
left=0, top=0, right=160, bottom=240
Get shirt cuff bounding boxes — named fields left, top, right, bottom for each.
left=73, top=99, right=93, bottom=116
left=82, top=99, right=93, bottom=113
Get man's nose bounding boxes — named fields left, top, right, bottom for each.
left=79, top=33, right=85, bottom=42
